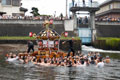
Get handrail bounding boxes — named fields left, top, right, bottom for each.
left=70, top=2, right=99, bottom=8
left=96, top=21, right=120, bottom=25
left=0, top=19, right=64, bottom=24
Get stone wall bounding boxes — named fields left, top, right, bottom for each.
left=96, top=24, right=120, bottom=37
left=1, top=20, right=120, bottom=38
left=0, top=20, right=77, bottom=37
left=0, top=24, right=64, bottom=36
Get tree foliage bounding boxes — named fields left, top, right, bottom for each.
left=30, top=7, right=40, bottom=17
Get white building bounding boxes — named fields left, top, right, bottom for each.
left=0, top=0, right=27, bottom=16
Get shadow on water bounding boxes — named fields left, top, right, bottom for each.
left=0, top=44, right=120, bottom=80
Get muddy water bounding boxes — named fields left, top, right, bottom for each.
left=0, top=44, right=120, bottom=80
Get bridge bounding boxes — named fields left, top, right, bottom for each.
left=69, top=1, right=100, bottom=44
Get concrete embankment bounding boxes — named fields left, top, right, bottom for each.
left=0, top=20, right=76, bottom=37
left=0, top=23, right=64, bottom=36
left=1, top=20, right=120, bottom=37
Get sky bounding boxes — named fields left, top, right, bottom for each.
left=21, top=0, right=106, bottom=16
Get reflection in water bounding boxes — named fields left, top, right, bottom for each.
left=0, top=44, right=120, bottom=80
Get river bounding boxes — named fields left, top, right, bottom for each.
left=0, top=44, right=120, bottom=80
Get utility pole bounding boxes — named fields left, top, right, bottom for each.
left=66, top=0, right=68, bottom=18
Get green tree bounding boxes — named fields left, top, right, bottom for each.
left=30, top=7, right=40, bottom=17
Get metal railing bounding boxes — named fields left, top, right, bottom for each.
left=0, top=19, right=64, bottom=24
left=70, top=1, right=99, bottom=8
left=77, top=20, right=120, bottom=26
left=95, top=21, right=120, bottom=25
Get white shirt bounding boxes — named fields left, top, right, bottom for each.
left=96, top=62, right=104, bottom=68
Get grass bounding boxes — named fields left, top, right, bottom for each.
left=0, top=36, right=36, bottom=40
left=0, top=36, right=80, bottom=40
left=97, top=37, right=120, bottom=40
left=60, top=36, right=80, bottom=40
left=97, top=37, right=120, bottom=47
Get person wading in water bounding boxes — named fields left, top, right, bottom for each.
left=27, top=40, right=34, bottom=53
left=62, top=37, right=75, bottom=57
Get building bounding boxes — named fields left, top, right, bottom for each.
left=96, top=0, right=120, bottom=20
left=0, top=0, right=27, bottom=16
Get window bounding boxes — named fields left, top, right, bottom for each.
left=117, top=3, right=120, bottom=8
left=6, top=0, right=11, bottom=5
left=109, top=4, right=113, bottom=9
left=2, top=0, right=12, bottom=5
left=12, top=0, right=20, bottom=6
left=12, top=13, right=20, bottom=16
left=2, top=0, right=6, bottom=5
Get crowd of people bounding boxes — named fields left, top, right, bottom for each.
left=77, top=16, right=89, bottom=24
left=5, top=38, right=110, bottom=68
left=77, top=16, right=120, bottom=25
left=1, top=15, right=120, bottom=23
left=0, top=15, right=66, bottom=20
left=6, top=51, right=110, bottom=68
left=96, top=16, right=120, bottom=22
left=72, top=0, right=93, bottom=7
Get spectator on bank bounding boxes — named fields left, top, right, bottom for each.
left=83, top=0, right=85, bottom=7
left=72, top=0, right=75, bottom=7
left=60, top=13, right=63, bottom=20
left=118, top=18, right=120, bottom=22
left=90, top=0, right=92, bottom=3
left=0, top=15, right=2, bottom=19
left=84, top=16, right=88, bottom=24
left=79, top=17, right=83, bottom=24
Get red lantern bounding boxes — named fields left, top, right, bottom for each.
left=50, top=19, right=53, bottom=24
left=55, top=41, right=59, bottom=45
left=64, top=32, right=68, bottom=37
left=29, top=32, right=33, bottom=37
left=39, top=41, right=43, bottom=46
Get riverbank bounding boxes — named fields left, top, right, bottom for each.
left=0, top=44, right=38, bottom=54
left=0, top=39, right=81, bottom=53
left=93, top=37, right=120, bottom=51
